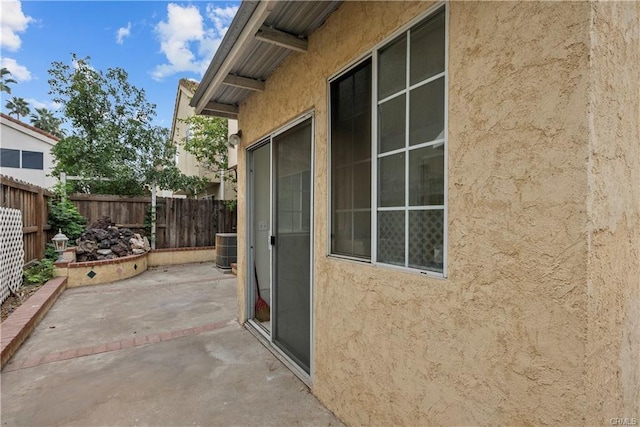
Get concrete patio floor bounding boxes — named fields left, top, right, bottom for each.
left=1, top=263, right=342, bottom=427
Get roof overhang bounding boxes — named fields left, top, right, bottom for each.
left=190, top=0, right=343, bottom=118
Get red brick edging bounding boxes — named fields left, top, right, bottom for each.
left=1, top=276, right=67, bottom=368
left=3, top=317, right=235, bottom=372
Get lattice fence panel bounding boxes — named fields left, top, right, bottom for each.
left=1, top=207, right=24, bottom=304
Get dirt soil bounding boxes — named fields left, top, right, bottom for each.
left=1, top=283, right=45, bottom=322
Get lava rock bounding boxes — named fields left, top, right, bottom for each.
left=89, top=216, right=114, bottom=230
left=130, top=234, right=150, bottom=252
left=111, top=242, right=129, bottom=257
left=91, top=229, right=109, bottom=242
left=76, top=240, right=98, bottom=255
left=75, top=223, right=146, bottom=261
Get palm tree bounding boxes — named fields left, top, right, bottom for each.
left=48, top=117, right=66, bottom=139
left=30, top=107, right=55, bottom=129
left=5, top=97, right=31, bottom=120
left=0, top=68, right=17, bottom=95
left=30, top=107, right=66, bottom=138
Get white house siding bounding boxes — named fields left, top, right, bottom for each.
left=0, top=114, right=58, bottom=189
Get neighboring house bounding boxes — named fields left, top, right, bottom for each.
left=191, top=1, right=639, bottom=425
left=0, top=112, right=59, bottom=189
left=165, top=78, right=237, bottom=199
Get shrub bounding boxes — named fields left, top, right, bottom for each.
left=44, top=243, right=58, bottom=261
left=23, top=259, right=55, bottom=285
left=48, top=184, right=86, bottom=241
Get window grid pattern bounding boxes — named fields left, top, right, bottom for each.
left=375, top=8, right=446, bottom=273
left=328, top=6, right=446, bottom=276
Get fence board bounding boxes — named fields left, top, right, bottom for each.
left=1, top=176, right=52, bottom=266
left=0, top=178, right=236, bottom=257
left=67, top=194, right=235, bottom=249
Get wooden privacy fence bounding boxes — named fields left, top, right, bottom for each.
left=0, top=176, right=236, bottom=266
left=69, top=194, right=237, bottom=248
left=0, top=175, right=53, bottom=266
left=158, top=198, right=237, bottom=248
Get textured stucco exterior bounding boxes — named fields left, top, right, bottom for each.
left=585, top=1, right=640, bottom=420
left=64, top=253, right=149, bottom=288
left=232, top=1, right=639, bottom=425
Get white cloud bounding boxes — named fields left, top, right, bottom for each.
left=25, top=98, right=61, bottom=111
left=116, top=22, right=132, bottom=45
left=0, top=0, right=33, bottom=51
left=152, top=3, right=238, bottom=81
left=0, top=57, right=31, bottom=81
left=206, top=5, right=237, bottom=34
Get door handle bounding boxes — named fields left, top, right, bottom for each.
left=270, top=235, right=276, bottom=246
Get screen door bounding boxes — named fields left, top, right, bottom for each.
left=272, top=118, right=312, bottom=373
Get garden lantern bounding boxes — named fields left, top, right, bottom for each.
left=52, top=229, right=69, bottom=262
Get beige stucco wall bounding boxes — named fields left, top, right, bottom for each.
left=147, top=248, right=215, bottom=266
left=234, top=1, right=638, bottom=425
left=585, top=1, right=640, bottom=420
left=66, top=253, right=148, bottom=288
left=60, top=249, right=216, bottom=287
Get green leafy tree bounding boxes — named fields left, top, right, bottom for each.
left=48, top=183, right=86, bottom=241
left=48, top=54, right=197, bottom=195
left=5, top=96, right=30, bottom=120
left=30, top=107, right=65, bottom=138
left=180, top=115, right=235, bottom=196
left=0, top=67, right=17, bottom=95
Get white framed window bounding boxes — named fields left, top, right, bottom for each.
left=21, top=150, right=44, bottom=170
left=329, top=4, right=447, bottom=276
left=0, top=148, right=20, bottom=168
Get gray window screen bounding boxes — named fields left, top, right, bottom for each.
left=0, top=148, right=20, bottom=168
left=330, top=59, right=372, bottom=259
left=328, top=7, right=446, bottom=274
left=21, top=151, right=44, bottom=170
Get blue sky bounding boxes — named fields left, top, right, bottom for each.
left=0, top=0, right=239, bottom=128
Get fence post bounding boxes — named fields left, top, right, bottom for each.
left=36, top=187, right=44, bottom=260
left=60, top=172, right=67, bottom=201
left=151, top=186, right=157, bottom=249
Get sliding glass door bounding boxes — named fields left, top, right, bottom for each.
left=273, top=118, right=312, bottom=374
left=248, top=117, right=313, bottom=375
